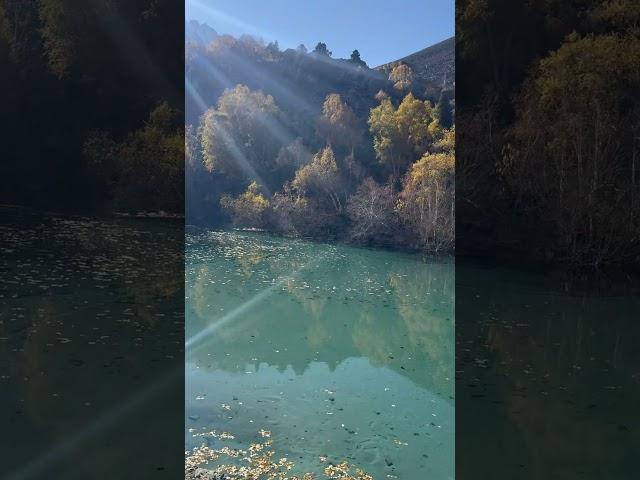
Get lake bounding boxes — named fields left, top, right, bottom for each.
left=185, top=229, right=455, bottom=479
left=4, top=209, right=636, bottom=480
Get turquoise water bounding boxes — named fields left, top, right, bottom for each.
left=185, top=229, right=455, bottom=479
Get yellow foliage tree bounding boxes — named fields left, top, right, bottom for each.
left=389, top=63, right=414, bottom=91
left=200, top=85, right=282, bottom=179
left=220, top=181, right=270, bottom=227
left=83, top=102, right=184, bottom=211
left=292, top=147, right=343, bottom=212
left=398, top=150, right=455, bottom=252
left=316, top=93, right=362, bottom=155
left=507, top=32, right=640, bottom=266
left=368, top=93, right=438, bottom=176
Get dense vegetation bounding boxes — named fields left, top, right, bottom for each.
left=0, top=0, right=184, bottom=213
left=186, top=31, right=455, bottom=253
left=458, top=0, right=640, bottom=269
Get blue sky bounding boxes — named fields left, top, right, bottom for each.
left=186, top=0, right=454, bottom=67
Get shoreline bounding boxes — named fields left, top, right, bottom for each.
left=0, top=204, right=184, bottom=221
left=186, top=223, right=455, bottom=261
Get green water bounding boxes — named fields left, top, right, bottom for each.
left=4, top=209, right=637, bottom=479
left=185, top=229, right=455, bottom=479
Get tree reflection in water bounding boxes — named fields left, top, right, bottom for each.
left=186, top=229, right=454, bottom=479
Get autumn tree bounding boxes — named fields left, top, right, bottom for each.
left=292, top=146, right=343, bottom=212
left=270, top=183, right=316, bottom=235
left=346, top=178, right=397, bottom=243
left=398, top=148, right=455, bottom=253
left=39, top=0, right=89, bottom=78
left=316, top=93, right=363, bottom=156
left=199, top=85, right=283, bottom=182
left=220, top=181, right=270, bottom=227
left=434, top=126, right=455, bottom=153
left=185, top=124, right=201, bottom=172
left=186, top=123, right=223, bottom=224
left=208, top=34, right=268, bottom=61
left=84, top=102, right=184, bottom=211
left=505, top=32, right=640, bottom=267
left=591, top=0, right=640, bottom=31
left=389, top=63, right=414, bottom=91
left=375, top=89, right=390, bottom=103
left=39, top=0, right=175, bottom=81
left=368, top=92, right=438, bottom=176
left=1, top=0, right=46, bottom=69
left=276, top=137, right=312, bottom=169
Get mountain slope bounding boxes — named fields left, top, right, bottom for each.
left=185, top=20, right=218, bottom=44
left=376, top=36, right=454, bottom=90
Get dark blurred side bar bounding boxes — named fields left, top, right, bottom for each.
left=456, top=1, right=640, bottom=478
left=0, top=1, right=185, bottom=478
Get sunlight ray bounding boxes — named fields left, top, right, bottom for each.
left=198, top=57, right=303, bottom=150
left=185, top=250, right=329, bottom=353
left=187, top=77, right=272, bottom=192
left=189, top=0, right=276, bottom=42
left=185, top=77, right=209, bottom=113
left=195, top=56, right=234, bottom=90
left=212, top=120, right=273, bottom=196
left=200, top=59, right=300, bottom=150
left=87, top=0, right=173, bottom=94
left=221, top=51, right=319, bottom=117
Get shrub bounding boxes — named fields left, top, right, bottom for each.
left=398, top=151, right=455, bottom=253
left=220, top=182, right=270, bottom=228
left=346, top=177, right=397, bottom=244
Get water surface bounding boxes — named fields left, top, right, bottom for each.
left=185, top=229, right=455, bottom=479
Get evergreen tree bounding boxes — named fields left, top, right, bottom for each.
left=313, top=42, right=332, bottom=56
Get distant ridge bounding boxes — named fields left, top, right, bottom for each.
left=376, top=36, right=454, bottom=90
left=185, top=20, right=218, bottom=45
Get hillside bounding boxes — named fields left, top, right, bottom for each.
left=185, top=30, right=455, bottom=254
left=185, top=20, right=218, bottom=44
left=185, top=36, right=391, bottom=126
left=185, top=33, right=454, bottom=127
left=376, top=36, right=454, bottom=90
